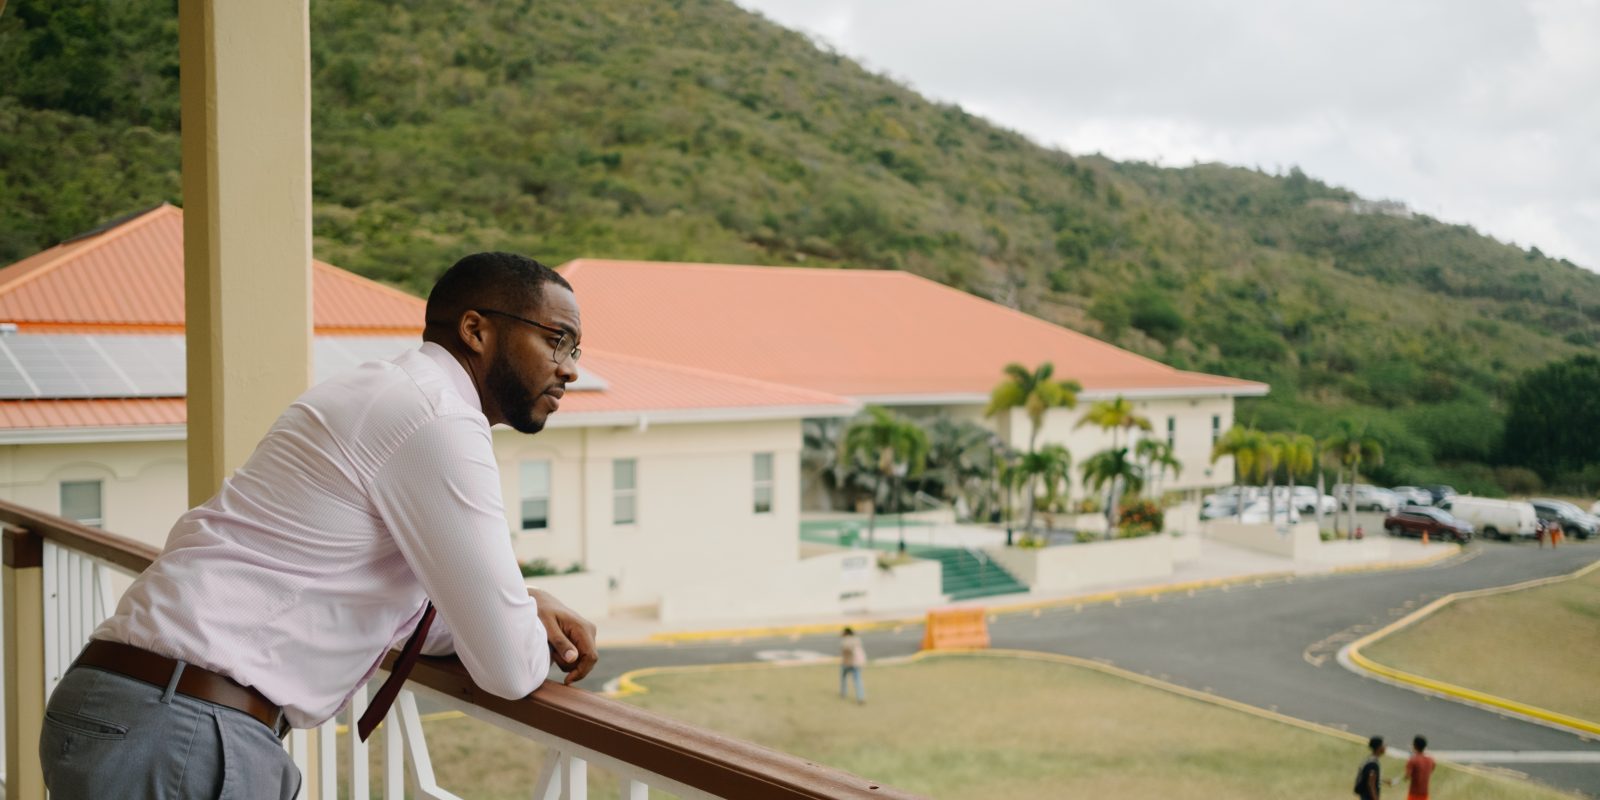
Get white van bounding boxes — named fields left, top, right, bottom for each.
left=1438, top=496, right=1538, bottom=540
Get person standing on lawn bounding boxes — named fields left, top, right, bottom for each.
left=840, top=627, right=867, bottom=704
left=1389, top=735, right=1435, bottom=800
left=1355, top=735, right=1386, bottom=800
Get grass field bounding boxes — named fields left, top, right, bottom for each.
left=1364, top=562, right=1600, bottom=723
left=345, top=653, right=1574, bottom=799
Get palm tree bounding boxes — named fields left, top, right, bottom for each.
left=1016, top=444, right=1072, bottom=539
left=840, top=406, right=930, bottom=550
left=922, top=417, right=1000, bottom=521
left=985, top=362, right=1082, bottom=453
left=1262, top=432, right=1287, bottom=522
left=1322, top=421, right=1385, bottom=538
left=1081, top=447, right=1145, bottom=534
left=986, top=363, right=1080, bottom=542
left=1211, top=426, right=1269, bottom=522
left=1075, top=396, right=1153, bottom=451
left=1279, top=433, right=1317, bottom=526
left=1134, top=438, right=1182, bottom=500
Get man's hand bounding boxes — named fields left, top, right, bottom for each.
left=529, top=588, right=599, bottom=685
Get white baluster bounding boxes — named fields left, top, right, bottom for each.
left=77, top=554, right=93, bottom=652
left=561, top=755, right=588, bottom=800
left=384, top=704, right=403, bottom=800
left=318, top=717, right=338, bottom=798
left=42, top=542, right=60, bottom=697
left=398, top=689, right=464, bottom=799
left=349, top=684, right=370, bottom=799
left=290, top=728, right=310, bottom=800
left=94, top=562, right=115, bottom=619
left=622, top=779, right=648, bottom=800
left=532, top=749, right=563, bottom=800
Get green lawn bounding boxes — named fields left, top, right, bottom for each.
left=360, top=654, right=1573, bottom=799
left=1364, top=562, right=1600, bottom=722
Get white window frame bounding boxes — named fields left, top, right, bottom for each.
left=613, top=458, right=637, bottom=526
left=60, top=479, right=104, bottom=528
left=1211, top=414, right=1222, bottom=444
left=519, top=460, right=551, bottom=531
left=753, top=452, right=774, bottom=515
left=1166, top=416, right=1176, bottom=448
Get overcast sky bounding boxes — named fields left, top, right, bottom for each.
left=735, top=0, right=1600, bottom=273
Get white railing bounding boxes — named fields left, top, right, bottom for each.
left=0, top=501, right=920, bottom=800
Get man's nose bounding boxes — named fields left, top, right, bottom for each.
left=556, top=357, right=579, bottom=383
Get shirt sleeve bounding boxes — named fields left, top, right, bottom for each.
left=368, top=413, right=551, bottom=699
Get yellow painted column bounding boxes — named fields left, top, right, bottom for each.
left=3, top=526, right=45, bottom=800
left=179, top=0, right=314, bottom=506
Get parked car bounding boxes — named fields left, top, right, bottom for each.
left=1239, top=500, right=1301, bottom=525
left=1384, top=506, right=1473, bottom=543
left=1201, top=496, right=1240, bottom=520
left=1438, top=496, right=1539, bottom=540
left=1529, top=499, right=1599, bottom=540
left=1333, top=484, right=1399, bottom=512
left=1592, top=500, right=1600, bottom=516
left=1291, top=486, right=1338, bottom=515
left=1390, top=486, right=1432, bottom=507
left=1423, top=485, right=1458, bottom=505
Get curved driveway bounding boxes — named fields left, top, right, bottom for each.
left=595, top=542, right=1600, bottom=796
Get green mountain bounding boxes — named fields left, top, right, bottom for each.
left=3, top=0, right=1597, bottom=492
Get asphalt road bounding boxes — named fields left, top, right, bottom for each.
left=591, top=541, right=1600, bottom=796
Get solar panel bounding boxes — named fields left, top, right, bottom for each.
left=0, top=334, right=608, bottom=399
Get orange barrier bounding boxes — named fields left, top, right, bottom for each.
left=920, top=607, right=990, bottom=651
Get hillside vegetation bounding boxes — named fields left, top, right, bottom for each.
left=3, top=0, right=1597, bottom=490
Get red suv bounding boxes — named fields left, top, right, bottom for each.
left=1384, top=507, right=1473, bottom=543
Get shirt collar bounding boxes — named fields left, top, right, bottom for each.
left=419, top=341, right=484, bottom=415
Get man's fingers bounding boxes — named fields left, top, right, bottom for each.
left=546, top=625, right=579, bottom=666
left=563, top=649, right=599, bottom=684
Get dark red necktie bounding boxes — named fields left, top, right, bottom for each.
left=357, top=602, right=436, bottom=741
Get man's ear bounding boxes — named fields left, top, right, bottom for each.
left=458, top=310, right=492, bottom=356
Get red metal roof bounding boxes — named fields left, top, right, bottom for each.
left=0, top=205, right=425, bottom=334
left=559, top=259, right=1267, bottom=398
left=0, top=351, right=852, bottom=432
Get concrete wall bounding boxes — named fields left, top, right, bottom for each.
left=984, top=533, right=1173, bottom=594
left=523, top=572, right=611, bottom=621
left=1206, top=520, right=1320, bottom=559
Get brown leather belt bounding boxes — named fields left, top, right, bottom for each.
left=75, top=640, right=289, bottom=738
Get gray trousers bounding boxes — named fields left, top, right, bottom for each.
left=40, top=665, right=301, bottom=800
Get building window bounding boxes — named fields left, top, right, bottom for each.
left=753, top=452, right=774, bottom=514
left=519, top=461, right=550, bottom=530
left=60, top=480, right=103, bottom=527
left=1166, top=416, right=1176, bottom=448
left=613, top=459, right=637, bottom=525
left=1211, top=414, right=1222, bottom=444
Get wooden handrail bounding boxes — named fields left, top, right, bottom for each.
left=399, top=654, right=923, bottom=800
left=0, top=499, right=926, bottom=798
left=0, top=499, right=158, bottom=572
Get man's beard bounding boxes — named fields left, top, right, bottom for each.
left=486, top=350, right=544, bottom=433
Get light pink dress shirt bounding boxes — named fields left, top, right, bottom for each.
left=94, top=342, right=551, bottom=728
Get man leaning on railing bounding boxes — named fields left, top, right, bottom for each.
left=40, top=253, right=600, bottom=799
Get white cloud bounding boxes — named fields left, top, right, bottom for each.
left=737, top=0, right=1600, bottom=271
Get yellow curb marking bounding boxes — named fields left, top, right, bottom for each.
left=1344, top=557, right=1600, bottom=737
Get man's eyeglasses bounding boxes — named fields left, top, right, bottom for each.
left=474, top=308, right=581, bottom=364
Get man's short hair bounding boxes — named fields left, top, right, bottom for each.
left=1368, top=735, right=1384, bottom=751
left=424, top=252, right=572, bottom=331
left=842, top=627, right=855, bottom=636
left=1413, top=735, right=1427, bottom=752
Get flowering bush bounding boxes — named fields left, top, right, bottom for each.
left=1117, top=500, right=1165, bottom=538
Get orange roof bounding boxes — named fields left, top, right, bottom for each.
left=0, top=350, right=853, bottom=435
left=559, top=260, right=1267, bottom=399
left=0, top=205, right=424, bottom=334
